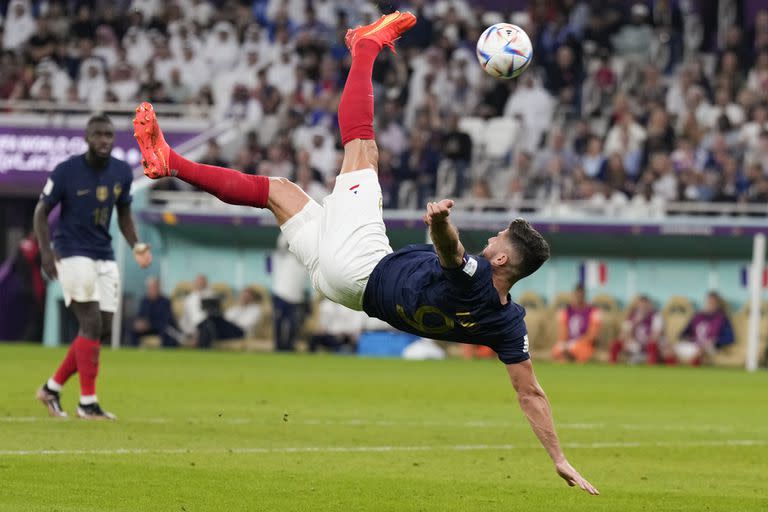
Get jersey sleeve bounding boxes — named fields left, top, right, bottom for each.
left=116, top=163, right=133, bottom=205
left=441, top=253, right=489, bottom=288
left=40, top=163, right=66, bottom=206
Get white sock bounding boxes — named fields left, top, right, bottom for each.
left=46, top=378, right=63, bottom=392
left=79, top=394, right=98, bottom=405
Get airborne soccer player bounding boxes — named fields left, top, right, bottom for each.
left=35, top=115, right=153, bottom=420
left=133, top=11, right=597, bottom=494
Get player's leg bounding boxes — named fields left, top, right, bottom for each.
left=36, top=258, right=103, bottom=417
left=133, top=104, right=310, bottom=226
left=337, top=11, right=416, bottom=175
left=73, top=262, right=121, bottom=420
left=312, top=12, right=416, bottom=310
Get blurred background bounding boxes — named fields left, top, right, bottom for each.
left=0, top=0, right=765, bottom=368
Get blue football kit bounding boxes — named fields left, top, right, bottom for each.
left=363, top=244, right=530, bottom=364
left=41, top=155, right=133, bottom=260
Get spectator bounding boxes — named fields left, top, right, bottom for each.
left=581, top=135, right=606, bottom=179
left=271, top=233, right=308, bottom=352
left=26, top=17, right=57, bottom=65
left=179, top=274, right=214, bottom=339
left=309, top=298, right=365, bottom=353
left=672, top=292, right=734, bottom=365
left=503, top=72, right=555, bottom=152
left=3, top=0, right=36, bottom=51
left=131, top=277, right=180, bottom=347
left=551, top=284, right=601, bottom=363
left=199, top=140, right=229, bottom=168
left=224, top=289, right=263, bottom=339
left=440, top=113, right=473, bottom=196
left=609, top=296, right=663, bottom=364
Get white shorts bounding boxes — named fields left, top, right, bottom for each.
left=56, top=256, right=120, bottom=313
left=281, top=169, right=392, bottom=311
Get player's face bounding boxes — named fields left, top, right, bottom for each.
left=482, top=229, right=518, bottom=268
left=482, top=229, right=507, bottom=259
left=86, top=122, right=115, bottom=159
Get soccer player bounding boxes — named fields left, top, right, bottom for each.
left=34, top=114, right=152, bottom=420
left=133, top=11, right=598, bottom=494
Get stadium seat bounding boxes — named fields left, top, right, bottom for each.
left=483, top=117, right=519, bottom=160
left=138, top=335, right=162, bottom=349
left=591, top=294, right=621, bottom=347
left=457, top=116, right=486, bottom=153
left=516, top=291, right=551, bottom=355
left=246, top=284, right=273, bottom=341
left=661, top=296, right=695, bottom=349
left=210, top=283, right=234, bottom=309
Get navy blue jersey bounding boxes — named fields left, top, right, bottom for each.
left=41, top=155, right=133, bottom=260
left=363, top=244, right=530, bottom=365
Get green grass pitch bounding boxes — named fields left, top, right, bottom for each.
left=1, top=344, right=766, bottom=511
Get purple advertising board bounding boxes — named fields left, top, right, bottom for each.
left=0, top=126, right=200, bottom=196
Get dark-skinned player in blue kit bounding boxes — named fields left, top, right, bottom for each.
left=34, top=114, right=152, bottom=420
left=132, top=11, right=598, bottom=495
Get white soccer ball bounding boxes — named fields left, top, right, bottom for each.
left=476, top=23, right=533, bottom=79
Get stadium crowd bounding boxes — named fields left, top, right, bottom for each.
left=2, top=0, right=768, bottom=210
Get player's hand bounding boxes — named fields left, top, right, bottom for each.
left=555, top=460, right=599, bottom=495
left=133, top=245, right=152, bottom=268
left=423, top=199, right=455, bottom=226
left=40, top=249, right=58, bottom=280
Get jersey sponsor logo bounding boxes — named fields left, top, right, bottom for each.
left=113, top=183, right=122, bottom=199
left=462, top=256, right=478, bottom=277
left=96, top=186, right=108, bottom=202
left=77, top=189, right=90, bottom=196
left=42, top=178, right=53, bottom=196
left=455, top=311, right=476, bottom=329
left=396, top=304, right=454, bottom=335
left=523, top=334, right=529, bottom=353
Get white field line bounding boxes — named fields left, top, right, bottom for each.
left=0, top=440, right=766, bottom=457
left=0, top=416, right=750, bottom=433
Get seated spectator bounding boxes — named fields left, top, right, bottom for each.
left=609, top=296, right=663, bottom=364
left=224, top=289, right=263, bottom=339
left=551, top=284, right=602, bottom=362
left=672, top=291, right=734, bottom=365
left=309, top=298, right=366, bottom=353
left=196, top=297, right=245, bottom=349
left=131, top=277, right=181, bottom=347
left=179, top=274, right=214, bottom=339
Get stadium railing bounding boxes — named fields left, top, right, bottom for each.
left=147, top=190, right=768, bottom=218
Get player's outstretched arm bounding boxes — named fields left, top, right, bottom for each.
left=423, top=199, right=465, bottom=268
left=506, top=360, right=599, bottom=495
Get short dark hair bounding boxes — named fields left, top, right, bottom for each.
left=506, top=218, right=550, bottom=281
left=87, top=114, right=112, bottom=129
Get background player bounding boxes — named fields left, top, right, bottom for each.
left=34, top=114, right=152, bottom=420
left=133, top=11, right=597, bottom=494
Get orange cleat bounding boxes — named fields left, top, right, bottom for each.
left=345, top=11, right=417, bottom=57
left=132, top=102, right=171, bottom=179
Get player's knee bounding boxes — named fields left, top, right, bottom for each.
left=78, top=313, right=101, bottom=340
left=342, top=140, right=378, bottom=172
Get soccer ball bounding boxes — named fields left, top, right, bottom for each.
left=476, top=23, right=533, bottom=79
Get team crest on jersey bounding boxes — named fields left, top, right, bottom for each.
left=96, top=186, right=109, bottom=202
left=113, top=183, right=122, bottom=199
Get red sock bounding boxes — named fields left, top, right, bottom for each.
left=609, top=340, right=622, bottom=364
left=169, top=150, right=269, bottom=207
left=338, top=39, right=380, bottom=145
left=73, top=336, right=100, bottom=396
left=52, top=342, right=78, bottom=386
left=646, top=341, right=659, bottom=365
